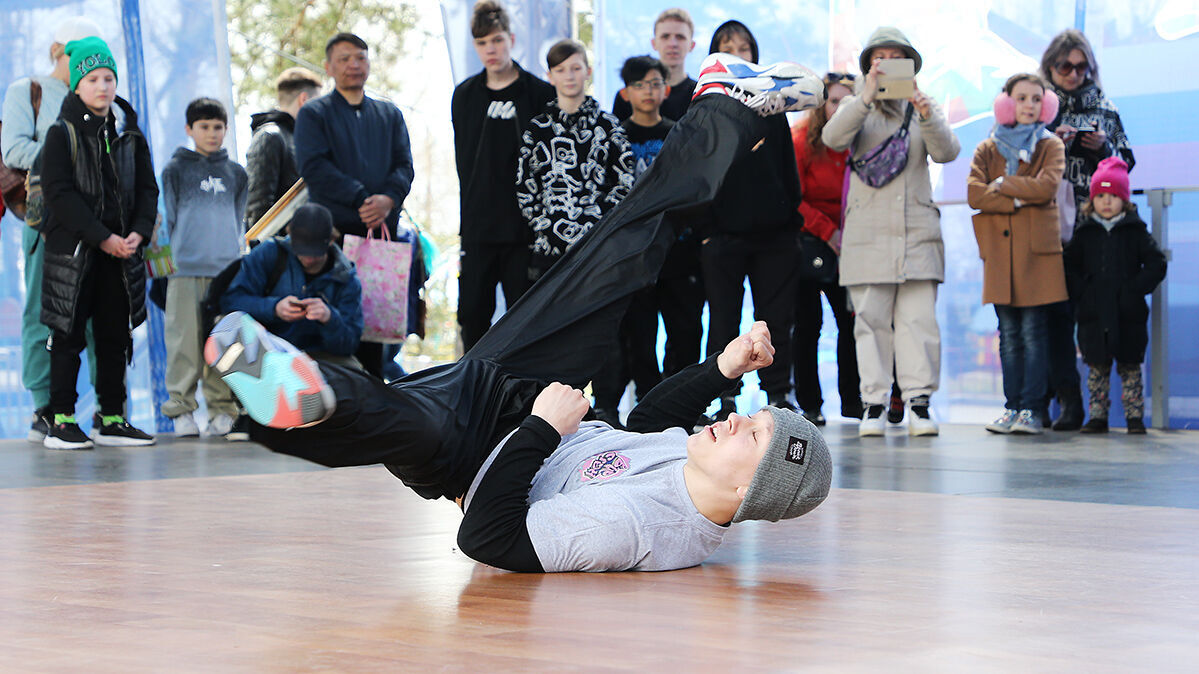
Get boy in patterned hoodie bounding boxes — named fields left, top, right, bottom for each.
left=516, top=39, right=634, bottom=281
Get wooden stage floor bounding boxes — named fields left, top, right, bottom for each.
left=2, top=423, right=1198, bottom=671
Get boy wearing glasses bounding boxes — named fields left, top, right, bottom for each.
left=592, top=56, right=693, bottom=425
left=611, top=8, right=698, bottom=122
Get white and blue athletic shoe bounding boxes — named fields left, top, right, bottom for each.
left=694, top=52, right=825, bottom=116
left=205, top=312, right=335, bottom=429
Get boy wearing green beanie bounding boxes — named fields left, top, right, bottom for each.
left=38, top=35, right=159, bottom=449
left=66, top=35, right=118, bottom=94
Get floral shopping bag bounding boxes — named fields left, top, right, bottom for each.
left=342, top=227, right=412, bottom=343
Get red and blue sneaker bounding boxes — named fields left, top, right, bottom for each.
left=204, top=312, right=335, bottom=429
left=694, top=52, right=825, bottom=116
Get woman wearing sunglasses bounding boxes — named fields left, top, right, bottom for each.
left=1036, top=29, right=1136, bottom=431
left=789, top=72, right=863, bottom=426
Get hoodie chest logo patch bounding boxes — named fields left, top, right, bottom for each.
left=200, top=176, right=226, bottom=195
left=579, top=451, right=630, bottom=482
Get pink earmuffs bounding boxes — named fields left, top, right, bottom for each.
left=993, top=89, right=1059, bottom=125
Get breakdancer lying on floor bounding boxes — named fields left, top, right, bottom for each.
left=206, top=53, right=833, bottom=573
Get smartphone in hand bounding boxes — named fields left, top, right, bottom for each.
left=876, top=58, right=915, bottom=100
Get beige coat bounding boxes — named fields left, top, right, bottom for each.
left=823, top=95, right=960, bottom=286
left=967, top=136, right=1068, bottom=307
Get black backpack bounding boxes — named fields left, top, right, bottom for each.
left=200, top=239, right=289, bottom=332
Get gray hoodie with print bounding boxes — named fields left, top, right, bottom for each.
left=161, top=146, right=248, bottom=277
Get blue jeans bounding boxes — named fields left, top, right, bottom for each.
left=995, top=304, right=1050, bottom=412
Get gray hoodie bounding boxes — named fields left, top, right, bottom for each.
left=161, top=146, right=248, bottom=277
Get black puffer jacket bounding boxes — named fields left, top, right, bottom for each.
left=39, top=93, right=157, bottom=336
left=1064, top=208, right=1166, bottom=365
left=245, top=109, right=298, bottom=226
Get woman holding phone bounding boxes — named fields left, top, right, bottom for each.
left=822, top=26, right=959, bottom=437
left=1036, top=29, right=1135, bottom=431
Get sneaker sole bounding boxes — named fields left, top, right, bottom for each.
left=206, top=312, right=334, bottom=429
left=858, top=425, right=885, bottom=437
left=44, top=437, right=94, bottom=450
left=94, top=434, right=156, bottom=447
left=909, top=426, right=940, bottom=437
left=1010, top=426, right=1042, bottom=435
left=985, top=425, right=1013, bottom=434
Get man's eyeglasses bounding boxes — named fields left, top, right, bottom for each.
left=1055, top=61, right=1090, bottom=76
left=629, top=80, right=666, bottom=91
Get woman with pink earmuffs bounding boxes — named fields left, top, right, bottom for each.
left=967, top=73, right=1067, bottom=435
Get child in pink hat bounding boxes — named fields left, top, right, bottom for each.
left=1062, top=157, right=1167, bottom=433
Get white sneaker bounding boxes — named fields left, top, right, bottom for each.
left=1010, top=409, right=1043, bottom=435
left=173, top=412, right=200, bottom=438
left=908, top=396, right=939, bottom=436
left=208, top=413, right=235, bottom=437
left=858, top=404, right=886, bottom=437
left=985, top=409, right=1019, bottom=434
left=695, top=53, right=825, bottom=115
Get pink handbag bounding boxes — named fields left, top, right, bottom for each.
left=342, top=227, right=413, bottom=343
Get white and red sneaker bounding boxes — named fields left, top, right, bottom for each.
left=694, top=53, right=825, bottom=116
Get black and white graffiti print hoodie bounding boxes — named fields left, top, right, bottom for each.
left=516, top=96, right=634, bottom=278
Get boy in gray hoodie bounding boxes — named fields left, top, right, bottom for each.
left=160, top=98, right=247, bottom=438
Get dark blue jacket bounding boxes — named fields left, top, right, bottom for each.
left=294, top=90, right=414, bottom=238
left=221, top=237, right=364, bottom=356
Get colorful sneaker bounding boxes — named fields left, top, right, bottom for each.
left=694, top=53, right=824, bottom=115
left=908, top=396, right=939, bottom=437
left=27, top=406, right=50, bottom=443
left=205, top=311, right=335, bottom=429
left=94, top=414, right=156, bottom=446
left=859, top=404, right=886, bottom=437
left=44, top=414, right=94, bottom=450
left=986, top=409, right=1019, bottom=434
left=1010, top=409, right=1042, bottom=435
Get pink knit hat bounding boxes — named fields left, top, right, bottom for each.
left=1090, top=157, right=1130, bottom=202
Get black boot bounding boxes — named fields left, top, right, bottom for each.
left=1052, top=387, right=1084, bottom=431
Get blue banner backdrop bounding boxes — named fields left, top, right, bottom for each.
left=0, top=0, right=236, bottom=437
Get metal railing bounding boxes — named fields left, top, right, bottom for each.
left=940, top=186, right=1198, bottom=430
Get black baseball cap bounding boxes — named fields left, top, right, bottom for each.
left=288, top=204, right=333, bottom=257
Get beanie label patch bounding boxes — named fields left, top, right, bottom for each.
left=785, top=437, right=807, bottom=465
left=74, top=54, right=116, bottom=76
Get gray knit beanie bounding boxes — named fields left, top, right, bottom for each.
left=859, top=26, right=922, bottom=75
left=731, top=406, right=832, bottom=524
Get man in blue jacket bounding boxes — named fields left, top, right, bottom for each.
left=221, top=204, right=364, bottom=369
left=295, top=32, right=413, bottom=376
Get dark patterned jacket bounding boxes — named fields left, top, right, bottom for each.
left=1047, top=81, right=1135, bottom=218
left=516, top=96, right=633, bottom=276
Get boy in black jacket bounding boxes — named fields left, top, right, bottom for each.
left=39, top=37, right=157, bottom=449
left=1064, top=157, right=1167, bottom=434
left=452, top=0, right=555, bottom=351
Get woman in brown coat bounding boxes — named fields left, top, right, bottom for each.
left=967, top=73, right=1067, bottom=435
